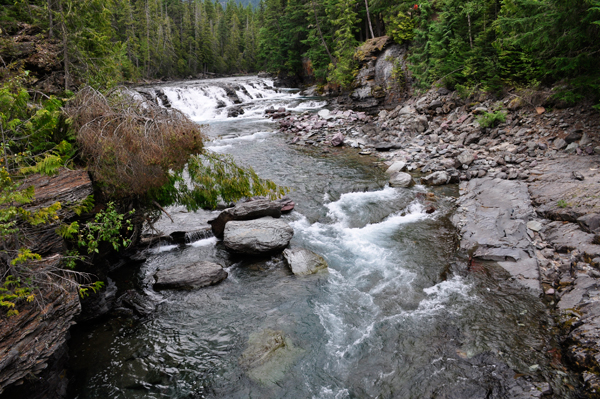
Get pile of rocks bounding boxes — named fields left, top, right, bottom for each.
left=268, top=108, right=373, bottom=147
left=208, top=197, right=295, bottom=255
left=272, top=86, right=599, bottom=189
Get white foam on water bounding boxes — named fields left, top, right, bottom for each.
left=162, top=86, right=231, bottom=121
left=151, top=244, right=178, bottom=254
left=314, top=386, right=350, bottom=399
left=297, top=100, right=328, bottom=109
left=215, top=131, right=273, bottom=143
left=205, top=144, right=233, bottom=153
left=325, top=186, right=400, bottom=227
left=291, top=187, right=473, bottom=385
left=187, top=236, right=217, bottom=248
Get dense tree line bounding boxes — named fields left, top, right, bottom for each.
left=1, top=0, right=261, bottom=87
left=258, top=0, right=600, bottom=104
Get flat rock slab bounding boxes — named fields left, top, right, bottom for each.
left=153, top=261, right=227, bottom=290
left=528, top=156, right=600, bottom=223
left=453, top=178, right=541, bottom=293
left=283, top=248, right=328, bottom=276
left=223, top=216, right=294, bottom=255
left=209, top=199, right=282, bottom=238
left=544, top=221, right=600, bottom=260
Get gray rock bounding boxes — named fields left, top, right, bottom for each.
left=223, top=216, right=294, bottom=255
left=565, top=131, right=583, bottom=144
left=451, top=178, right=541, bottom=292
left=331, top=132, right=344, bottom=146
left=456, top=150, right=475, bottom=166
left=318, top=109, right=332, bottom=120
left=389, top=172, right=415, bottom=188
left=385, top=161, right=407, bottom=175
left=421, top=171, right=449, bottom=186
left=154, top=261, right=227, bottom=290
left=527, top=221, right=543, bottom=232
left=553, top=138, right=567, bottom=149
left=283, top=248, right=328, bottom=276
left=209, top=199, right=282, bottom=238
left=240, top=329, right=303, bottom=385
left=580, top=132, right=592, bottom=146
left=565, top=142, right=579, bottom=153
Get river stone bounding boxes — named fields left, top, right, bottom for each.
left=318, top=109, right=332, bottom=120
left=389, top=172, right=415, bottom=188
left=331, top=132, right=344, bottom=146
left=526, top=221, right=543, bottom=232
left=223, top=216, right=294, bottom=254
left=421, top=171, right=449, bottom=186
left=209, top=199, right=282, bottom=238
left=385, top=161, right=407, bottom=175
left=153, top=261, right=227, bottom=290
left=553, top=137, right=567, bottom=149
left=456, top=150, right=474, bottom=166
left=240, top=329, right=304, bottom=385
left=283, top=248, right=328, bottom=276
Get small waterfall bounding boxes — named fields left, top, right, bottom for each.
left=134, top=77, right=292, bottom=122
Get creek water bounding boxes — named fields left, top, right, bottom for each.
left=68, top=77, right=575, bottom=398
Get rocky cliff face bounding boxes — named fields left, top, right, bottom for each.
left=0, top=255, right=80, bottom=398
left=339, top=36, right=410, bottom=109
left=0, top=23, right=64, bottom=93
left=0, top=169, right=93, bottom=397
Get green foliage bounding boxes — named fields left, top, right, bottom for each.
left=385, top=11, right=415, bottom=44
left=0, top=77, right=72, bottom=174
left=327, top=0, right=359, bottom=88
left=170, top=152, right=289, bottom=210
left=557, top=199, right=569, bottom=208
left=476, top=110, right=507, bottom=128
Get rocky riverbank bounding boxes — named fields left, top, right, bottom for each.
left=267, top=83, right=600, bottom=396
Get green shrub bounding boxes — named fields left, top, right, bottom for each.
left=476, top=110, right=506, bottom=128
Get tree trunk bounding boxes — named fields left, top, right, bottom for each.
left=58, top=0, right=69, bottom=91
left=47, top=0, right=53, bottom=38
left=364, top=0, right=375, bottom=39
left=311, top=0, right=335, bottom=65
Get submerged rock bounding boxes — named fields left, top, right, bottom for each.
left=240, top=329, right=304, bottom=385
left=153, top=261, right=227, bottom=290
left=283, top=248, right=328, bottom=276
left=223, top=216, right=294, bottom=255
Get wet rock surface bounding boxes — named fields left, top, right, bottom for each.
left=283, top=248, right=328, bottom=276
left=153, top=261, right=227, bottom=290
left=239, top=329, right=303, bottom=385
left=209, top=198, right=282, bottom=238
left=223, top=216, right=294, bottom=255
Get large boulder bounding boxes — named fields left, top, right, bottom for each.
left=283, top=248, right=328, bottom=276
left=223, top=216, right=294, bottom=255
left=209, top=199, right=282, bottom=238
left=389, top=172, right=415, bottom=188
left=153, top=261, right=227, bottom=290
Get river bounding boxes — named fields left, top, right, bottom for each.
left=67, top=76, right=575, bottom=399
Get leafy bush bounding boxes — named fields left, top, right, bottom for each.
left=476, top=110, right=506, bottom=128
left=385, top=11, right=415, bottom=44
left=66, top=87, right=287, bottom=211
